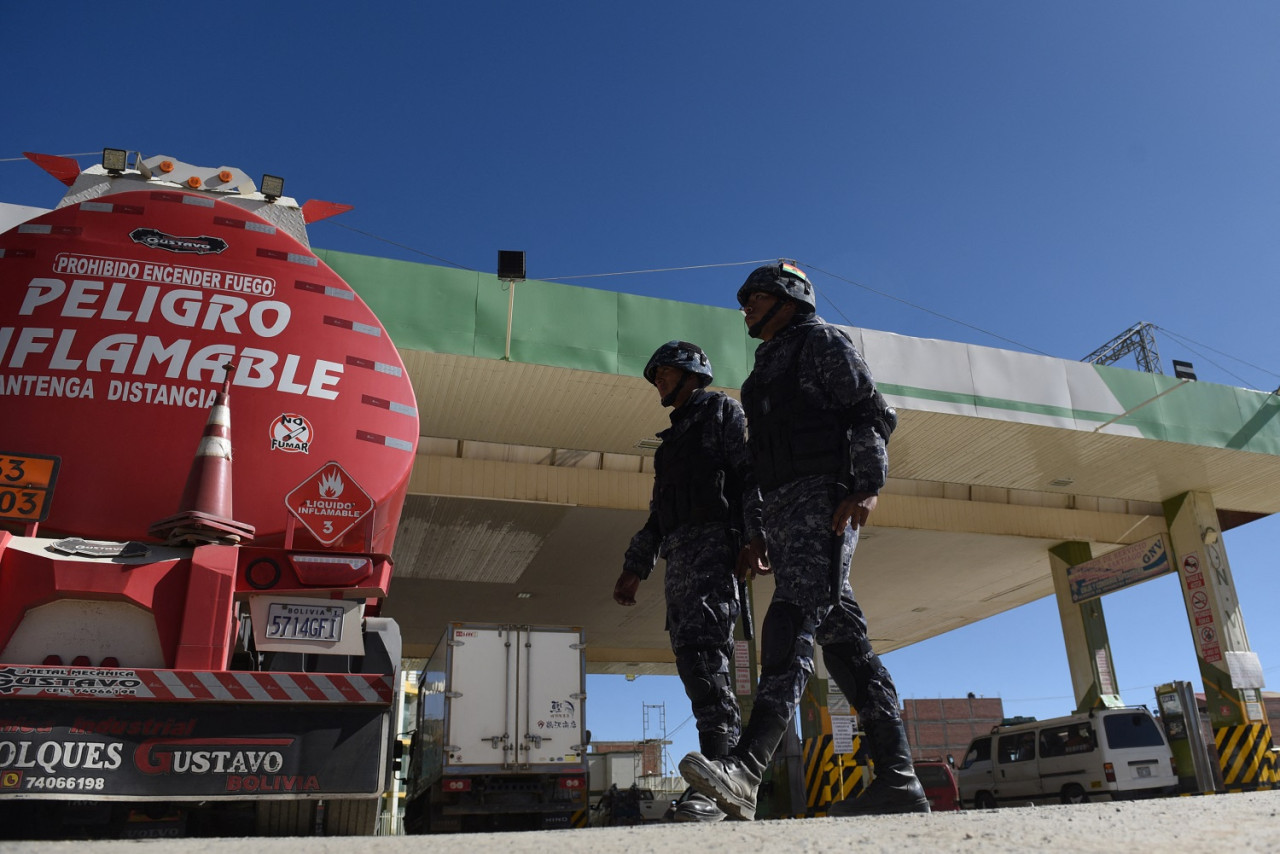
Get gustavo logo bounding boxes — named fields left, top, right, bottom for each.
left=269, top=414, right=313, bottom=453
left=0, top=771, right=20, bottom=789
left=130, top=227, right=228, bottom=255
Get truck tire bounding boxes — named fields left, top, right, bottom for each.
left=974, top=791, right=997, bottom=810
left=1060, top=784, right=1089, bottom=805
left=403, top=794, right=427, bottom=834
left=323, top=797, right=381, bottom=835
left=255, top=800, right=317, bottom=836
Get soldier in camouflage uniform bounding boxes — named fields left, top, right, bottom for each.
left=614, top=340, right=765, bottom=823
left=679, top=261, right=928, bottom=820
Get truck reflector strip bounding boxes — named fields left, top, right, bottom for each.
left=213, top=215, right=276, bottom=235
left=18, top=224, right=82, bottom=236
left=256, top=247, right=318, bottom=266
left=323, top=316, right=382, bottom=337
left=361, top=395, right=417, bottom=417
left=0, top=664, right=393, bottom=704
left=345, top=355, right=404, bottom=377
left=77, top=201, right=144, bottom=215
left=295, top=280, right=355, bottom=300
left=356, top=430, right=414, bottom=452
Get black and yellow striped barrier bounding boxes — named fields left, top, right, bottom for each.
left=803, top=734, right=869, bottom=815
left=1214, top=723, right=1277, bottom=790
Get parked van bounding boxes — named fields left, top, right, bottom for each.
left=958, top=707, right=1177, bottom=808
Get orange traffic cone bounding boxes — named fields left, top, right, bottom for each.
left=149, top=364, right=256, bottom=546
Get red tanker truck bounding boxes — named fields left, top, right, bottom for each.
left=0, top=150, right=418, bottom=838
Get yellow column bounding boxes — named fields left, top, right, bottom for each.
left=1164, top=491, right=1274, bottom=789
left=1049, top=541, right=1123, bottom=712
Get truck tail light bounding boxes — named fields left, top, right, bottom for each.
left=1103, top=762, right=1116, bottom=783
left=288, top=554, right=373, bottom=586
left=443, top=778, right=472, bottom=793
left=558, top=775, right=585, bottom=790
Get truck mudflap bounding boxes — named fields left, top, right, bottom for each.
left=0, top=684, right=392, bottom=800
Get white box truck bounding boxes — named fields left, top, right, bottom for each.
left=403, top=624, right=589, bottom=833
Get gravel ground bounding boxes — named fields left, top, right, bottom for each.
left=3, top=791, right=1278, bottom=854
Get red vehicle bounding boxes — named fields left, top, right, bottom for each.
left=915, top=759, right=960, bottom=811
left=0, top=150, right=418, bottom=838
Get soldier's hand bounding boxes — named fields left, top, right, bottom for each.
left=737, top=535, right=770, bottom=579
left=613, top=571, right=641, bottom=606
left=833, top=492, right=878, bottom=534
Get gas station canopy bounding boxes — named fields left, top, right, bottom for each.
left=319, top=250, right=1280, bottom=673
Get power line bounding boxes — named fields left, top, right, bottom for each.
left=1153, top=325, right=1279, bottom=390
left=0, top=151, right=99, bottom=162
left=325, top=221, right=472, bottom=271
left=541, top=259, right=774, bottom=282
left=801, top=261, right=1057, bottom=357
left=13, top=170, right=1252, bottom=383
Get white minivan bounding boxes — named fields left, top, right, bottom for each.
left=958, top=707, right=1177, bottom=808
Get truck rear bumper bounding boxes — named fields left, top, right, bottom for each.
left=0, top=682, right=393, bottom=800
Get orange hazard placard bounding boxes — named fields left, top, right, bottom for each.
left=285, top=461, right=373, bottom=546
left=0, top=452, right=60, bottom=522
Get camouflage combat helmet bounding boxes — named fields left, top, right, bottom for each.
left=736, top=260, right=816, bottom=312
left=643, top=340, right=714, bottom=388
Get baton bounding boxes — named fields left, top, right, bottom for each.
left=739, top=577, right=754, bottom=641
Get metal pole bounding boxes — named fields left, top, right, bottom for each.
left=504, top=281, right=516, bottom=360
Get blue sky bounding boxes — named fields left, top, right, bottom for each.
left=5, top=2, right=1280, bottom=769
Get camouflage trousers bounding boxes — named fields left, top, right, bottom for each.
left=753, top=476, right=901, bottom=728
left=663, top=524, right=742, bottom=749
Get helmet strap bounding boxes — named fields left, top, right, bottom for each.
left=747, top=297, right=788, bottom=339
left=661, top=372, right=692, bottom=407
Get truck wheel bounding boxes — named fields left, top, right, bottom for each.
left=323, top=797, right=381, bottom=835
left=403, top=795, right=427, bottom=835
left=1060, top=784, right=1088, bottom=805
left=974, top=791, right=997, bottom=810
left=255, top=800, right=317, bottom=836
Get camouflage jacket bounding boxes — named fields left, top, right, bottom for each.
left=622, top=388, right=763, bottom=579
left=741, top=315, right=888, bottom=497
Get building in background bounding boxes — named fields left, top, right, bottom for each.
left=901, top=695, right=1006, bottom=763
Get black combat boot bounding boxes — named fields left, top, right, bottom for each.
left=672, top=732, right=732, bottom=822
left=678, top=711, right=790, bottom=821
left=827, top=719, right=930, bottom=816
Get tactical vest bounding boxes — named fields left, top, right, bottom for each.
left=653, top=403, right=733, bottom=537
left=743, top=324, right=895, bottom=493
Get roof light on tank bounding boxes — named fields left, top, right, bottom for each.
left=261, top=173, right=285, bottom=202
left=102, top=148, right=128, bottom=175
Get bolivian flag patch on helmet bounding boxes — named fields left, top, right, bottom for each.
left=781, top=262, right=809, bottom=283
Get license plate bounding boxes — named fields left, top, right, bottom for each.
left=264, top=602, right=345, bottom=642
left=1136, top=765, right=1152, bottom=778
